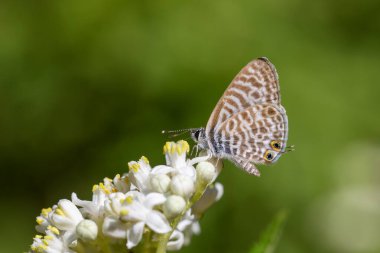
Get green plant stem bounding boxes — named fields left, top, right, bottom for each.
left=142, top=229, right=153, bottom=253
left=97, top=221, right=114, bottom=253
left=249, top=210, right=288, bottom=253
left=73, top=240, right=86, bottom=253
left=156, top=182, right=208, bottom=253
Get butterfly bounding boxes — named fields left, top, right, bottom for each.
left=165, top=57, right=290, bottom=176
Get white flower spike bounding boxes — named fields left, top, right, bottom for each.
left=29, top=141, right=223, bottom=253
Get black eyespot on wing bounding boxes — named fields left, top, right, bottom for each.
left=270, top=140, right=281, bottom=152
left=264, top=150, right=275, bottom=162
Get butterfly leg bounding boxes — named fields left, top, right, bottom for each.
left=188, top=149, right=212, bottom=166
left=233, top=158, right=260, bottom=176
left=191, top=144, right=199, bottom=157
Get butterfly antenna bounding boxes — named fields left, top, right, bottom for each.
left=161, top=128, right=194, bottom=138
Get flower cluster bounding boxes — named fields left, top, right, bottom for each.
left=29, top=141, right=223, bottom=253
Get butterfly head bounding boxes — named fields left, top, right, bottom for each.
left=190, top=128, right=208, bottom=149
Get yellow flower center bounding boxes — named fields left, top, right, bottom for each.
left=128, top=163, right=140, bottom=172
left=120, top=209, right=129, bottom=216
left=54, top=208, right=65, bottom=216
left=47, top=226, right=60, bottom=235
left=41, top=207, right=52, bottom=217
left=163, top=140, right=190, bottom=155
left=141, top=156, right=149, bottom=164
left=36, top=217, right=44, bottom=225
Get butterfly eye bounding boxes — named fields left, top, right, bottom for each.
left=264, top=150, right=275, bottom=162
left=194, top=130, right=200, bottom=140
left=270, top=140, right=281, bottom=152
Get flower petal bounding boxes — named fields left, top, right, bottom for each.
left=50, top=200, right=83, bottom=231
left=91, top=188, right=108, bottom=208
left=128, top=161, right=150, bottom=192
left=122, top=200, right=147, bottom=222
left=144, top=193, right=166, bottom=209
left=146, top=210, right=171, bottom=233
left=167, top=230, right=185, bottom=251
left=192, top=222, right=201, bottom=235
left=126, top=221, right=145, bottom=249
left=214, top=182, right=224, bottom=201
left=151, top=165, right=175, bottom=174
left=62, top=230, right=77, bottom=246
left=72, top=193, right=96, bottom=216
left=58, top=199, right=83, bottom=224
left=102, top=217, right=128, bottom=239
left=71, top=193, right=87, bottom=208
left=177, top=219, right=192, bottom=231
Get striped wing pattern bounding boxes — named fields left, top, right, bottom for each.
left=204, top=57, right=287, bottom=176
left=206, top=57, right=280, bottom=135
left=214, top=104, right=288, bottom=175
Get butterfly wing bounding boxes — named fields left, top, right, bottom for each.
left=212, top=104, right=288, bottom=176
left=205, top=57, right=281, bottom=137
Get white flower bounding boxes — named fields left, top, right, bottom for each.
left=103, top=191, right=171, bottom=249
left=76, top=219, right=98, bottom=241
left=30, top=226, right=73, bottom=253
left=71, top=182, right=109, bottom=222
left=163, top=141, right=199, bottom=180
left=128, top=156, right=152, bottom=192
left=33, top=200, right=83, bottom=253
left=50, top=199, right=83, bottom=232
left=122, top=192, right=171, bottom=249
left=128, top=156, right=174, bottom=193
left=170, top=174, right=195, bottom=198
left=163, top=141, right=189, bottom=169
left=35, top=207, right=53, bottom=234
left=102, top=191, right=137, bottom=239
left=29, top=140, right=225, bottom=252
left=103, top=192, right=130, bottom=218
left=163, top=195, right=186, bottom=218
left=112, top=173, right=131, bottom=193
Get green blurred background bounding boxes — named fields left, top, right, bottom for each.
left=1, top=0, right=380, bottom=252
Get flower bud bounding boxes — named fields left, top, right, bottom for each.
left=170, top=175, right=194, bottom=198
left=199, top=150, right=223, bottom=175
left=196, top=161, right=216, bottom=185
left=163, top=195, right=186, bottom=218
left=76, top=219, right=98, bottom=241
left=150, top=174, right=171, bottom=193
